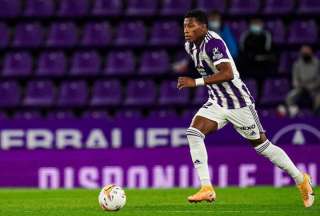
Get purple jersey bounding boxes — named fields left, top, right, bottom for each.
left=185, top=30, right=254, bottom=109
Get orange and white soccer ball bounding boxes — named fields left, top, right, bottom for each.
left=98, top=184, right=126, bottom=211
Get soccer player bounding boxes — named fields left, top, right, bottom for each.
left=178, top=9, right=314, bottom=207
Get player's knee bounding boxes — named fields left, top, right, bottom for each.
left=186, top=127, right=205, bottom=140
left=248, top=133, right=267, bottom=147
left=190, top=115, right=218, bottom=135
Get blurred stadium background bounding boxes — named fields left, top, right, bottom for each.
left=0, top=0, right=319, bottom=191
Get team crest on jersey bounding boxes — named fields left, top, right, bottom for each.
left=212, top=47, right=223, bottom=60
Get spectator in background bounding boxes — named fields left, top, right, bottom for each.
left=208, top=10, right=238, bottom=59
left=173, top=10, right=238, bottom=74
left=239, top=18, right=276, bottom=103
left=285, top=45, right=320, bottom=117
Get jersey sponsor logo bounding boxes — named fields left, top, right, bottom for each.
left=238, top=124, right=256, bottom=131
left=212, top=47, right=223, bottom=60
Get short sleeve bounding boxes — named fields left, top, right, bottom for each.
left=205, top=38, right=231, bottom=66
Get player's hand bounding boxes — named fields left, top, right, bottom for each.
left=177, top=77, right=196, bottom=90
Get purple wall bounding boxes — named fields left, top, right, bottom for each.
left=0, top=117, right=319, bottom=188
left=0, top=117, right=319, bottom=150
left=0, top=146, right=319, bottom=188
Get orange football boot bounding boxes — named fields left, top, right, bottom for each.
left=297, top=173, right=315, bottom=208
left=188, top=185, right=216, bottom=203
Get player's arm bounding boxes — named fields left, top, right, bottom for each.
left=177, top=62, right=233, bottom=89
left=177, top=38, right=234, bottom=89
left=204, top=62, right=234, bottom=84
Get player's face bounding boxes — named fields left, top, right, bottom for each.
left=184, top=18, right=206, bottom=43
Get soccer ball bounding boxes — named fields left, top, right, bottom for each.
left=98, top=184, right=126, bottom=211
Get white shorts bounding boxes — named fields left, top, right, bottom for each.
left=194, top=99, right=265, bottom=140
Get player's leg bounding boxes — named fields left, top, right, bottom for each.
left=249, top=132, right=304, bottom=185
left=186, top=102, right=227, bottom=203
left=187, top=115, right=217, bottom=186
left=228, top=105, right=314, bottom=207
left=186, top=115, right=217, bottom=203
left=249, top=133, right=314, bottom=208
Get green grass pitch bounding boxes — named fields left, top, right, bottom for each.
left=0, top=187, right=319, bottom=216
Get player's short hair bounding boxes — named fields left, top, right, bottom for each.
left=184, top=9, right=208, bottom=26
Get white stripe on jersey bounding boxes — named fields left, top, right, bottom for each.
left=221, top=82, right=241, bottom=108
left=233, top=78, right=253, bottom=106
left=211, top=84, right=228, bottom=108
left=185, top=42, right=191, bottom=55
left=213, top=58, right=231, bottom=66
left=191, top=45, right=198, bottom=66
